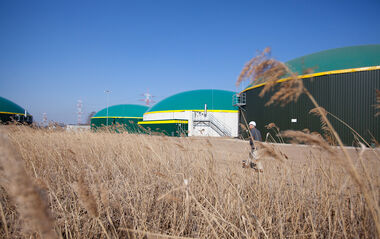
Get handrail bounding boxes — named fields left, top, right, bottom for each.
left=208, top=114, right=231, bottom=136
left=192, top=112, right=232, bottom=136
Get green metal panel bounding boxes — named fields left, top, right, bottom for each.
left=93, top=104, right=148, bottom=118
left=240, top=70, right=380, bottom=146
left=146, top=89, right=238, bottom=113
left=245, top=45, right=380, bottom=89
left=138, top=121, right=188, bottom=137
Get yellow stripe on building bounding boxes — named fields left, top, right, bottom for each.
left=138, top=120, right=188, bottom=125
left=91, top=116, right=143, bottom=119
left=0, top=111, right=30, bottom=116
left=144, top=109, right=238, bottom=115
left=241, top=65, right=380, bottom=93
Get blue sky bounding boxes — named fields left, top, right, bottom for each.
left=0, top=0, right=379, bottom=124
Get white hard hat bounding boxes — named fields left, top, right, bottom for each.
left=249, top=121, right=256, bottom=126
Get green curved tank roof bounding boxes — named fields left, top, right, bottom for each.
left=0, top=96, right=29, bottom=115
left=286, top=45, right=380, bottom=75
left=93, top=104, right=148, bottom=118
left=146, top=89, right=237, bottom=113
left=243, top=45, right=380, bottom=91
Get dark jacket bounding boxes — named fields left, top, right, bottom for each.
left=249, top=127, right=262, bottom=149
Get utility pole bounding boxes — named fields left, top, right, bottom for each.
left=139, top=88, right=156, bottom=106
left=104, top=90, right=111, bottom=126
left=77, top=100, right=83, bottom=125
left=42, top=113, right=47, bottom=127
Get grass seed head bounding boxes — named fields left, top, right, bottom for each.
left=282, top=130, right=336, bottom=155
left=74, top=175, right=99, bottom=218
left=256, top=142, right=286, bottom=162
left=309, top=107, right=338, bottom=145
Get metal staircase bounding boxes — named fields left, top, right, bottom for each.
left=177, top=122, right=188, bottom=136
left=192, top=112, right=232, bottom=137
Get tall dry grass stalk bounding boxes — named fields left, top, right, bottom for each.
left=309, top=107, right=338, bottom=145
left=237, top=47, right=303, bottom=106
left=281, top=130, right=336, bottom=156
left=0, top=129, right=57, bottom=239
left=265, top=123, right=284, bottom=144
left=256, top=141, right=287, bottom=163
left=306, top=89, right=380, bottom=238
left=310, top=106, right=377, bottom=148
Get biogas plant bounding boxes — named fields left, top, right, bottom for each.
left=140, top=89, right=238, bottom=137
left=87, top=44, right=379, bottom=145
left=91, top=89, right=239, bottom=137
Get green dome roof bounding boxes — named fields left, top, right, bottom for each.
left=146, top=89, right=238, bottom=113
left=243, top=45, right=380, bottom=91
left=0, top=96, right=29, bottom=115
left=286, top=45, right=380, bottom=75
left=93, top=104, right=148, bottom=118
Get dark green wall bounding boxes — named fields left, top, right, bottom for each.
left=91, top=117, right=143, bottom=133
left=0, top=113, right=33, bottom=124
left=138, top=122, right=188, bottom=137
left=240, top=70, right=380, bottom=146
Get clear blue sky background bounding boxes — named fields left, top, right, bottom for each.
left=0, top=0, right=379, bottom=124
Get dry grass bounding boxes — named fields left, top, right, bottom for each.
left=237, top=48, right=380, bottom=238
left=309, top=107, right=338, bottom=146
left=0, top=126, right=378, bottom=238
left=0, top=129, right=57, bottom=239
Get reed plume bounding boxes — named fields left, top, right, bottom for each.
left=237, top=47, right=304, bottom=106
left=264, top=74, right=304, bottom=106
left=309, top=107, right=337, bottom=145
left=256, top=142, right=286, bottom=162
left=265, top=122, right=278, bottom=131
left=236, top=47, right=276, bottom=87
left=73, top=175, right=99, bottom=218
left=282, top=130, right=336, bottom=156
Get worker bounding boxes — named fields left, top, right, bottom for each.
left=249, top=121, right=262, bottom=150
left=245, top=121, right=262, bottom=169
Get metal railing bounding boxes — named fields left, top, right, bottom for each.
left=232, top=93, right=246, bottom=106
left=177, top=123, right=188, bottom=136
left=192, top=112, right=232, bottom=137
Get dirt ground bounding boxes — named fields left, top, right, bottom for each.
left=181, top=136, right=380, bottom=165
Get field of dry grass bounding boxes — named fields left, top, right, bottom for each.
left=0, top=126, right=379, bottom=238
